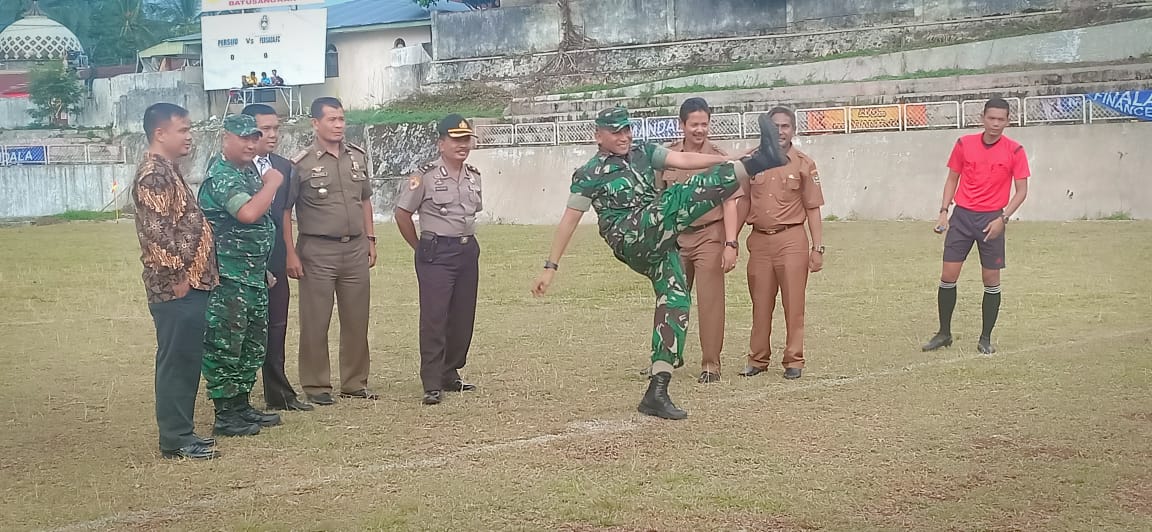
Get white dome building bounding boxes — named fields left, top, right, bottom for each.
left=0, top=1, right=84, bottom=66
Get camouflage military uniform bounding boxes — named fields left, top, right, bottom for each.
left=199, top=155, right=275, bottom=400
left=568, top=143, right=741, bottom=367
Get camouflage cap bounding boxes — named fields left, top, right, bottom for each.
left=223, top=114, right=261, bottom=137
left=595, top=106, right=631, bottom=132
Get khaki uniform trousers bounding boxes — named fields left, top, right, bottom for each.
left=678, top=221, right=727, bottom=374
left=296, top=235, right=371, bottom=395
left=746, top=224, right=810, bottom=369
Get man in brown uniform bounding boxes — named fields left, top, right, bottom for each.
left=394, top=114, right=482, bottom=406
left=739, top=106, right=825, bottom=380
left=660, top=98, right=744, bottom=384
left=285, top=97, right=377, bottom=404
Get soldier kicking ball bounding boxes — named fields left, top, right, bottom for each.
left=531, top=106, right=787, bottom=420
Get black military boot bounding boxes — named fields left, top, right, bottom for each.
left=739, top=114, right=789, bottom=176
left=637, top=372, right=688, bottom=420
left=922, top=332, right=954, bottom=351
left=237, top=393, right=282, bottom=427
left=213, top=397, right=261, bottom=437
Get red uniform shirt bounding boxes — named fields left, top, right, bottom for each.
left=947, top=133, right=1030, bottom=212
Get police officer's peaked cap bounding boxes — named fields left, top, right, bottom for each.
left=223, top=114, right=262, bottom=137
left=438, top=114, right=477, bottom=138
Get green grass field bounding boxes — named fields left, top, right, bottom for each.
left=2, top=221, right=1150, bottom=531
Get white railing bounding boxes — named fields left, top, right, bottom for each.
left=469, top=92, right=1145, bottom=148
left=513, top=122, right=558, bottom=145
left=797, top=107, right=849, bottom=135
left=0, top=144, right=126, bottom=166
left=1023, top=94, right=1086, bottom=125
left=905, top=101, right=962, bottom=130
left=475, top=123, right=514, bottom=147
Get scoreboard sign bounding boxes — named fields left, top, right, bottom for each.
left=200, top=9, right=328, bottom=91
left=201, top=0, right=323, bottom=13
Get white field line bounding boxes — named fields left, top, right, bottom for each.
left=47, top=327, right=1150, bottom=532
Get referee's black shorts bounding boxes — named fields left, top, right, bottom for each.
left=943, top=206, right=1006, bottom=270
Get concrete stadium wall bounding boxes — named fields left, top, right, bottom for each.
left=607, top=17, right=1152, bottom=97
left=432, top=0, right=1091, bottom=61
left=433, top=3, right=560, bottom=60
left=427, top=5, right=1149, bottom=88
left=466, top=122, right=1152, bottom=224
left=0, top=164, right=132, bottom=218
left=0, top=69, right=209, bottom=133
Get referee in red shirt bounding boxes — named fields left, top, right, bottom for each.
left=923, top=98, right=1030, bottom=355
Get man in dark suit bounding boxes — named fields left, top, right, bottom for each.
left=242, top=104, right=314, bottom=411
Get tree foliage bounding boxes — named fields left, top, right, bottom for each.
left=0, top=0, right=202, bottom=66
left=27, top=61, right=85, bottom=126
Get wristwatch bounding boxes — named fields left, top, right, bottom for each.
left=724, top=241, right=739, bottom=250
left=543, top=260, right=559, bottom=271
left=812, top=245, right=825, bottom=254
left=366, top=235, right=377, bottom=243
left=1001, top=215, right=1009, bottom=225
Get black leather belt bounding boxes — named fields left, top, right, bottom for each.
left=755, top=223, right=802, bottom=235
left=421, top=232, right=473, bottom=245
left=303, top=233, right=361, bottom=243
left=682, top=219, right=720, bottom=233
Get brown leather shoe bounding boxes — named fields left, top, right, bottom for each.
left=338, top=389, right=380, bottom=400
left=738, top=366, right=766, bottom=377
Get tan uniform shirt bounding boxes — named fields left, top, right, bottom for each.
left=287, top=142, right=373, bottom=238
left=661, top=140, right=744, bottom=228
left=745, top=146, right=824, bottom=230
left=396, top=157, right=483, bottom=237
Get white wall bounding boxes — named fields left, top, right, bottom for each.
left=0, top=164, right=133, bottom=217
left=0, top=97, right=35, bottom=128
left=467, top=122, right=1152, bottom=224
left=304, top=26, right=433, bottom=109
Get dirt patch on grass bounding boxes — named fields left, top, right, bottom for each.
left=971, top=435, right=1083, bottom=460
left=557, top=514, right=821, bottom=531
left=1116, top=477, right=1152, bottom=516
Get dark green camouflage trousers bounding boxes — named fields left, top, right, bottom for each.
left=603, top=163, right=740, bottom=367
left=203, top=278, right=268, bottom=399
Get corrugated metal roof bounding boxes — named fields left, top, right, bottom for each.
left=326, top=0, right=471, bottom=30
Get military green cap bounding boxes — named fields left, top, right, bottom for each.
left=595, top=106, right=631, bottom=132
left=223, top=114, right=261, bottom=137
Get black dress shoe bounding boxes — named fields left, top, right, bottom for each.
left=783, top=368, right=803, bottom=380
left=192, top=433, right=216, bottom=447
left=922, top=332, right=953, bottom=351
left=162, top=443, right=220, bottom=460
left=422, top=390, right=443, bottom=405
left=697, top=371, right=720, bottom=384
left=338, top=388, right=380, bottom=400
left=444, top=380, right=477, bottom=392
left=306, top=393, right=336, bottom=406
left=977, top=336, right=996, bottom=354
left=267, top=397, right=315, bottom=412
left=738, top=366, right=766, bottom=377
left=637, top=372, right=687, bottom=420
